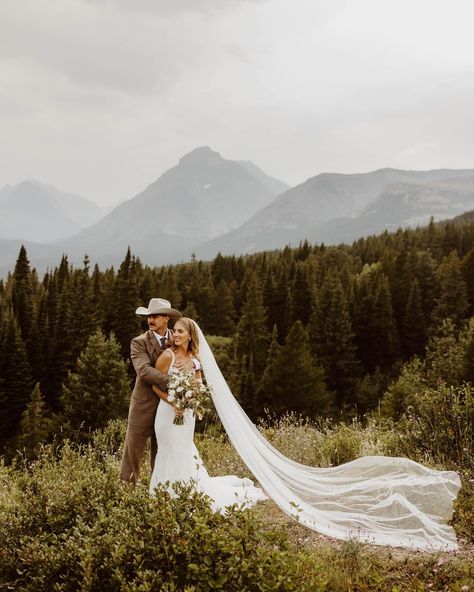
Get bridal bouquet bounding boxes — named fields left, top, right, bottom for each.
left=167, top=369, right=212, bottom=425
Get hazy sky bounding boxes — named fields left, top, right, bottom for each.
left=1, top=0, right=473, bottom=205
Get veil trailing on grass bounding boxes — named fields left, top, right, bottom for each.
left=194, top=323, right=461, bottom=552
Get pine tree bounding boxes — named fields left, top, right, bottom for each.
left=91, top=263, right=105, bottom=327
left=355, top=368, right=388, bottom=414
left=353, top=267, right=399, bottom=372
left=238, top=354, right=259, bottom=418
left=415, top=251, right=439, bottom=322
left=67, top=256, right=96, bottom=363
left=234, top=269, right=270, bottom=375
left=212, top=280, right=236, bottom=336
left=112, top=248, right=141, bottom=358
left=424, top=318, right=464, bottom=385
left=289, top=262, right=313, bottom=326
left=263, top=268, right=279, bottom=335
left=371, top=273, right=400, bottom=368
left=387, top=246, right=413, bottom=330
left=431, top=251, right=469, bottom=330
left=181, top=300, right=199, bottom=322
left=195, top=286, right=217, bottom=333
left=160, top=266, right=182, bottom=309
left=0, top=312, right=34, bottom=447
left=308, top=272, right=360, bottom=407
left=258, top=321, right=330, bottom=417
left=10, top=245, right=35, bottom=341
left=10, top=247, right=41, bottom=379
left=186, top=266, right=215, bottom=331
left=461, top=246, right=474, bottom=314
left=60, top=330, right=131, bottom=439
left=211, top=252, right=234, bottom=285
left=402, top=279, right=426, bottom=358
left=258, top=326, right=282, bottom=412
left=233, top=270, right=270, bottom=416
left=17, top=383, right=50, bottom=458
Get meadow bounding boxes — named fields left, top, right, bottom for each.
left=1, top=406, right=472, bottom=592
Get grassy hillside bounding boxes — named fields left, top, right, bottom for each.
left=1, top=409, right=472, bottom=591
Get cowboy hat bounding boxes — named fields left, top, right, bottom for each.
left=135, top=298, right=182, bottom=318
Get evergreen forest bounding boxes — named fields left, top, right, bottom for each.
left=2, top=215, right=474, bottom=454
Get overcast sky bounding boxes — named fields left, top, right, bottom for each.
left=1, top=0, right=473, bottom=205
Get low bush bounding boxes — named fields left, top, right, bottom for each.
left=0, top=443, right=333, bottom=592
left=384, top=382, right=474, bottom=470
left=1, top=415, right=473, bottom=591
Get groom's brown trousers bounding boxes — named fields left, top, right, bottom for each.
left=120, top=331, right=168, bottom=483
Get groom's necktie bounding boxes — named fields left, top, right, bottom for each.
left=160, top=336, right=167, bottom=349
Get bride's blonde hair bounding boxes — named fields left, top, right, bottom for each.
left=174, top=317, right=199, bottom=357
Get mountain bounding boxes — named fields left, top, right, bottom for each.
left=3, top=161, right=474, bottom=277
left=189, top=168, right=474, bottom=258
left=0, top=180, right=107, bottom=243
left=46, top=146, right=285, bottom=267
left=237, top=161, right=290, bottom=196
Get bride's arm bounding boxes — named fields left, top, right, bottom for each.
left=152, top=350, right=174, bottom=406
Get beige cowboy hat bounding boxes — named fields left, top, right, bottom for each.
left=135, top=298, right=182, bottom=319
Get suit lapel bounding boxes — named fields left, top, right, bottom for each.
left=146, top=330, right=161, bottom=362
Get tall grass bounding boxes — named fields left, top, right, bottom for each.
left=1, top=384, right=473, bottom=591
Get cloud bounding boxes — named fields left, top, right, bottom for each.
left=82, top=0, right=268, bottom=15
left=0, top=0, right=473, bottom=204
left=0, top=1, right=192, bottom=95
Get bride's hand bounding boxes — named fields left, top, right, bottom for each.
left=173, top=406, right=184, bottom=417
left=173, top=357, right=194, bottom=371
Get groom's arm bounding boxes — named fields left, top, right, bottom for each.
left=131, top=337, right=168, bottom=391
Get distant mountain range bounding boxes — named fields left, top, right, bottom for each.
left=0, top=181, right=108, bottom=242
left=46, top=146, right=288, bottom=269
left=190, top=169, right=474, bottom=258
left=0, top=148, right=473, bottom=276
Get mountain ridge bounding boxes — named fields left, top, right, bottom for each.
left=188, top=168, right=474, bottom=259
left=0, top=180, right=108, bottom=243
left=1, top=151, right=474, bottom=275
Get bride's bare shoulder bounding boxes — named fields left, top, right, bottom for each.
left=156, top=348, right=174, bottom=371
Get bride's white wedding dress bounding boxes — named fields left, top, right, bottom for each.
left=190, top=323, right=460, bottom=552
left=149, top=350, right=267, bottom=511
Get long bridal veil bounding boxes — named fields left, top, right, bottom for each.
left=194, top=323, right=461, bottom=552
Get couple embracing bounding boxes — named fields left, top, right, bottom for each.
left=120, top=298, right=461, bottom=552
left=119, top=298, right=265, bottom=509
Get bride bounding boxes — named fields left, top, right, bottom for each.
left=149, top=318, right=461, bottom=552
left=149, top=317, right=267, bottom=510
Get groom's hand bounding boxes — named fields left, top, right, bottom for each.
left=174, top=358, right=194, bottom=372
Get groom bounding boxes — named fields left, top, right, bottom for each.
left=120, top=297, right=185, bottom=483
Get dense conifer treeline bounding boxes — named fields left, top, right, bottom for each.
left=2, top=214, right=474, bottom=454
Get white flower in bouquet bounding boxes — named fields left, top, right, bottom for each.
left=167, top=368, right=212, bottom=425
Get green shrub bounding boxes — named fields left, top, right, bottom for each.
left=0, top=443, right=332, bottom=592
left=1, top=419, right=473, bottom=591
left=320, top=424, right=363, bottom=466
left=389, top=382, right=474, bottom=469
left=260, top=413, right=328, bottom=467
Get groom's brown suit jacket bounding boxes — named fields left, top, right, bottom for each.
left=128, top=330, right=169, bottom=428
left=119, top=330, right=170, bottom=482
